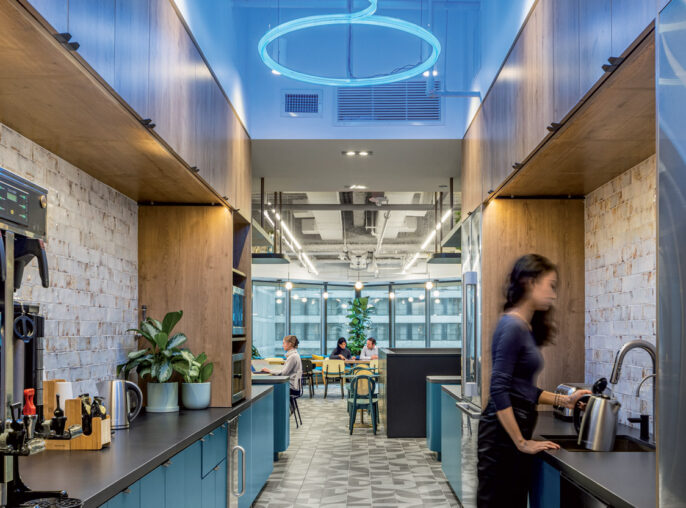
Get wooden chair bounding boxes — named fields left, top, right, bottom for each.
left=347, top=374, right=379, bottom=434
left=369, top=359, right=379, bottom=372
left=322, top=359, right=345, bottom=399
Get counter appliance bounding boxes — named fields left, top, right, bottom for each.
left=554, top=383, right=592, bottom=420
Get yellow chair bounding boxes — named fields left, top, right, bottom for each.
left=322, top=359, right=345, bottom=398
left=369, top=359, right=379, bottom=372
left=311, top=354, right=325, bottom=384
left=265, top=357, right=285, bottom=365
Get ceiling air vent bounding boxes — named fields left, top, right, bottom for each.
left=337, top=81, right=441, bottom=123
left=281, top=90, right=322, bottom=117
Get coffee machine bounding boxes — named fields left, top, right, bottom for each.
left=0, top=167, right=80, bottom=506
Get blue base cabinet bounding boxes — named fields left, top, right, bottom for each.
left=427, top=381, right=459, bottom=460
left=239, top=390, right=275, bottom=508
left=440, top=391, right=463, bottom=497
left=529, top=457, right=560, bottom=508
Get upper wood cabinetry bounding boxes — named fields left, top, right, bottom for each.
left=611, top=0, right=655, bottom=57
left=114, top=0, right=151, bottom=118
left=68, top=0, right=116, bottom=85
left=26, top=0, right=67, bottom=32
left=578, top=0, right=612, bottom=94
left=461, top=112, right=483, bottom=216
left=552, top=0, right=581, bottom=121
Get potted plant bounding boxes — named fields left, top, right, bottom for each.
left=177, top=352, right=214, bottom=409
left=118, top=310, right=192, bottom=413
left=346, top=296, right=375, bottom=357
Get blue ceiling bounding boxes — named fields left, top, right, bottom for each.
left=174, top=0, right=534, bottom=140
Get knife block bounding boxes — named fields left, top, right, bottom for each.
left=45, top=397, right=112, bottom=451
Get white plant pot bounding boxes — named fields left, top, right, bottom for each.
left=182, top=382, right=211, bottom=410
left=146, top=382, right=179, bottom=413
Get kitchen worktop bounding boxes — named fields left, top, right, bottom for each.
left=251, top=374, right=289, bottom=383
left=20, top=385, right=274, bottom=508
left=440, top=385, right=656, bottom=508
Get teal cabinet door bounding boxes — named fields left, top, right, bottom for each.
left=139, top=465, right=164, bottom=508
left=202, top=422, right=228, bottom=477
left=107, top=481, right=141, bottom=508
left=215, top=459, right=227, bottom=508
left=163, top=448, right=187, bottom=508
left=238, top=406, right=253, bottom=508
left=530, top=457, right=560, bottom=508
left=201, top=463, right=217, bottom=508
left=182, top=441, right=202, bottom=508
left=253, top=392, right=275, bottom=493
left=441, top=392, right=462, bottom=496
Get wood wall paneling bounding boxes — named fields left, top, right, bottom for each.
left=230, top=114, right=252, bottom=217
left=578, top=0, right=612, bottom=93
left=114, top=0, right=151, bottom=117
left=27, top=0, right=68, bottom=33
left=610, top=0, right=655, bottom=57
left=139, top=206, right=234, bottom=407
left=68, top=0, right=116, bottom=85
left=480, top=199, right=585, bottom=406
left=553, top=0, right=581, bottom=121
left=460, top=112, right=484, bottom=216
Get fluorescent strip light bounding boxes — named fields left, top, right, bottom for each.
left=280, top=221, right=302, bottom=250
left=404, top=252, right=420, bottom=272
left=421, top=230, right=436, bottom=250
left=441, top=209, right=452, bottom=223
left=263, top=211, right=275, bottom=227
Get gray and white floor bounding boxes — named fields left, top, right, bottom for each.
left=253, top=388, right=463, bottom=508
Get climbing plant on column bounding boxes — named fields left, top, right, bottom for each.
left=347, top=297, right=375, bottom=356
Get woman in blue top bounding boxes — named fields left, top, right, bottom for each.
left=477, top=254, right=590, bottom=507
left=330, top=337, right=352, bottom=360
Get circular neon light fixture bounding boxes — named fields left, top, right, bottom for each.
left=258, top=0, right=441, bottom=87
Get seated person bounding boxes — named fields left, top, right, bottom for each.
left=330, top=337, right=352, bottom=360
left=261, top=335, right=303, bottom=394
left=359, top=337, right=379, bottom=360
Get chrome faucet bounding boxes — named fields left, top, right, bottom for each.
left=609, top=340, right=656, bottom=438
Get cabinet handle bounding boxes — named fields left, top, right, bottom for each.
left=209, top=432, right=215, bottom=436
left=123, top=489, right=131, bottom=494
left=214, top=465, right=220, bottom=471
left=201, top=438, right=206, bottom=442
left=231, top=445, right=246, bottom=497
left=162, top=460, right=172, bottom=468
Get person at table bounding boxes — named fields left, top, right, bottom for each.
left=330, top=337, right=352, bottom=360
left=359, top=337, right=379, bottom=360
left=261, top=335, right=302, bottom=393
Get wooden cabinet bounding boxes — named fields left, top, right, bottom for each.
left=114, top=0, right=151, bottom=117
left=68, top=0, right=116, bottom=85
left=28, top=0, right=68, bottom=33
left=553, top=0, right=581, bottom=121
left=578, top=0, right=612, bottom=93
left=611, top=0, right=655, bottom=57
left=460, top=113, right=483, bottom=216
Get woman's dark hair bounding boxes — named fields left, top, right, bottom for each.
left=368, top=337, right=376, bottom=345
left=284, top=335, right=299, bottom=348
left=337, top=337, right=347, bottom=347
left=504, top=254, right=558, bottom=346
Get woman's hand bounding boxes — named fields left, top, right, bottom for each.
left=260, top=367, right=271, bottom=373
left=339, top=355, right=345, bottom=360
left=565, top=389, right=592, bottom=409
left=517, top=439, right=560, bottom=454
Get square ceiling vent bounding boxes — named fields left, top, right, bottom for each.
left=281, top=90, right=322, bottom=117
left=337, top=80, right=442, bottom=123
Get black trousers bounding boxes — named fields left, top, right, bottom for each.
left=476, top=398, right=538, bottom=508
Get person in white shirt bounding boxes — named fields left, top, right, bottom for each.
left=261, top=335, right=302, bottom=393
left=359, top=337, right=379, bottom=360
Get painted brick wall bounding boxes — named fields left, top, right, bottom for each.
left=0, top=122, right=138, bottom=396
left=585, top=155, right=656, bottom=430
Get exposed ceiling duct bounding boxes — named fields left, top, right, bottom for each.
left=304, top=192, right=343, bottom=241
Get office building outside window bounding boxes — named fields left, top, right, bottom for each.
left=289, top=284, right=322, bottom=355
left=252, top=281, right=287, bottom=357
left=325, top=285, right=355, bottom=355
left=394, top=284, right=426, bottom=347
left=429, top=282, right=462, bottom=348
left=364, top=285, right=390, bottom=348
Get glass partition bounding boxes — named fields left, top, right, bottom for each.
left=364, top=285, right=391, bottom=348
left=394, top=284, right=426, bottom=347
left=325, top=285, right=355, bottom=355
left=289, top=284, right=322, bottom=355
left=252, top=281, right=287, bottom=358
left=429, top=282, right=462, bottom=348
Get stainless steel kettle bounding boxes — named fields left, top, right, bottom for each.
left=98, top=380, right=143, bottom=430
left=573, top=393, right=621, bottom=451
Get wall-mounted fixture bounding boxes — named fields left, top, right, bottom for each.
left=341, top=151, right=374, bottom=157
left=258, top=0, right=440, bottom=87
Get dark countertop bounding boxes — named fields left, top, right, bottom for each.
left=20, top=385, right=274, bottom=508
left=251, top=374, right=289, bottom=384
left=440, top=385, right=655, bottom=508
left=427, top=375, right=461, bottom=384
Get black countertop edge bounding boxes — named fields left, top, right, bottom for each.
left=427, top=375, right=461, bottom=384
left=252, top=374, right=289, bottom=384
left=22, top=385, right=274, bottom=508
left=380, top=348, right=461, bottom=356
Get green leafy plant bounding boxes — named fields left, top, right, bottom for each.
left=117, top=310, right=193, bottom=383
left=252, top=344, right=261, bottom=359
left=175, top=351, right=214, bottom=383
left=347, top=297, right=374, bottom=356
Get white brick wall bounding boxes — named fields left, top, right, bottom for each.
left=585, top=155, right=656, bottom=430
left=0, top=122, right=138, bottom=396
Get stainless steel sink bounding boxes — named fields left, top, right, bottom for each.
left=541, top=434, right=655, bottom=452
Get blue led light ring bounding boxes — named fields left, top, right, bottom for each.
left=257, top=0, right=441, bottom=87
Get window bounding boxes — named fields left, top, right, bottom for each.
left=363, top=285, right=390, bottom=348
left=326, top=285, right=355, bottom=355
left=252, top=281, right=287, bottom=358
left=289, top=284, right=322, bottom=355
left=394, top=284, right=426, bottom=347
left=429, top=282, right=462, bottom=348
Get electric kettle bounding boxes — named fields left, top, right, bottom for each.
left=573, top=378, right=621, bottom=451
left=98, top=380, right=143, bottom=430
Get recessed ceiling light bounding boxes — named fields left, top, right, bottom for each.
left=345, top=151, right=356, bottom=156
left=432, top=70, right=438, bottom=76
left=358, top=151, right=369, bottom=156
left=271, top=69, right=281, bottom=75
left=439, top=184, right=448, bottom=189
left=423, top=71, right=430, bottom=77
